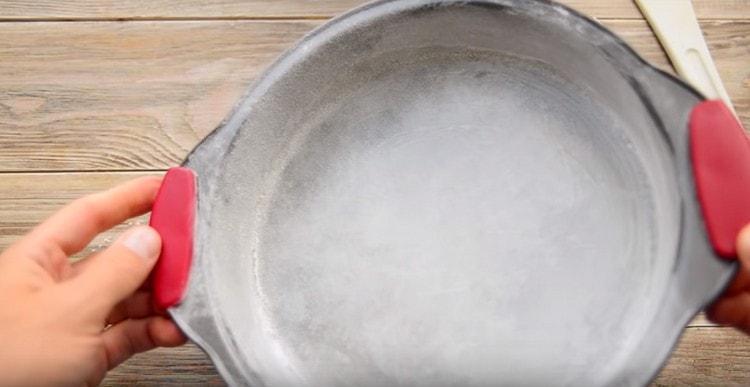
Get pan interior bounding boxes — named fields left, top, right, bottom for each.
left=253, top=50, right=663, bottom=386
left=198, top=3, right=681, bottom=386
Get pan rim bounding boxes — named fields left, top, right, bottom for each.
left=173, top=1, right=735, bottom=386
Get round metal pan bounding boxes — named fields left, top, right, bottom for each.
left=147, top=0, right=750, bottom=386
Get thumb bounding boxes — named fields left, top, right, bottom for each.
left=74, top=226, right=161, bottom=311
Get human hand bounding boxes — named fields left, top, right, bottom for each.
left=0, top=176, right=186, bottom=386
left=707, top=224, right=750, bottom=333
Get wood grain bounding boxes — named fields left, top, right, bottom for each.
left=0, top=20, right=747, bottom=172
left=0, top=171, right=727, bottom=322
left=0, top=20, right=318, bottom=171
left=0, top=172, right=156, bottom=259
left=102, top=344, right=224, bottom=386
left=1, top=1, right=748, bottom=384
left=0, top=0, right=748, bottom=20
left=99, top=328, right=750, bottom=386
left=653, top=328, right=750, bottom=386
left=691, top=312, right=719, bottom=327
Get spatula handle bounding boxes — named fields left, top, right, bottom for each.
left=635, top=0, right=735, bottom=115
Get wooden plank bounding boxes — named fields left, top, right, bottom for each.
left=102, top=344, right=224, bottom=386
left=0, top=170, right=740, bottom=382
left=692, top=312, right=720, bottom=327
left=0, top=171, right=156, bottom=259
left=698, top=19, right=750, bottom=120
left=0, top=0, right=748, bottom=20
left=653, top=327, right=750, bottom=386
left=100, top=327, right=750, bottom=386
left=0, top=171, right=731, bottom=327
left=0, top=20, right=318, bottom=171
left=0, top=20, right=747, bottom=172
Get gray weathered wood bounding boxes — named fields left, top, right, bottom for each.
left=1, top=1, right=748, bottom=385
left=0, top=171, right=727, bottom=323
left=0, top=0, right=748, bottom=20
left=100, top=327, right=750, bottom=386
left=0, top=20, right=747, bottom=171
left=0, top=172, right=155, bottom=259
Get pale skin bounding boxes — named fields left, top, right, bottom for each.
left=0, top=176, right=747, bottom=386
left=0, top=176, right=186, bottom=386
left=707, top=225, right=750, bottom=332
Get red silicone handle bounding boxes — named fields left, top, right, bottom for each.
left=690, top=100, right=750, bottom=259
left=150, top=167, right=197, bottom=310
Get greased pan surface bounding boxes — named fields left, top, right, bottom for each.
left=168, top=1, right=735, bottom=385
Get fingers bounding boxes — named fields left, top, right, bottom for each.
left=106, top=291, right=155, bottom=325
left=707, top=225, right=750, bottom=329
left=707, top=293, right=750, bottom=334
left=101, top=316, right=187, bottom=370
left=723, top=225, right=750, bottom=297
left=24, top=176, right=162, bottom=257
left=71, top=226, right=161, bottom=313
left=736, top=225, right=750, bottom=269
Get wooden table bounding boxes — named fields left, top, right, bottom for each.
left=0, top=0, right=748, bottom=385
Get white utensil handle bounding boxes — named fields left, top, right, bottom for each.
left=635, top=0, right=735, bottom=114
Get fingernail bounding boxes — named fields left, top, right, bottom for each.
left=122, top=226, right=161, bottom=261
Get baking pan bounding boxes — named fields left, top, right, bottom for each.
left=147, top=1, right=750, bottom=385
